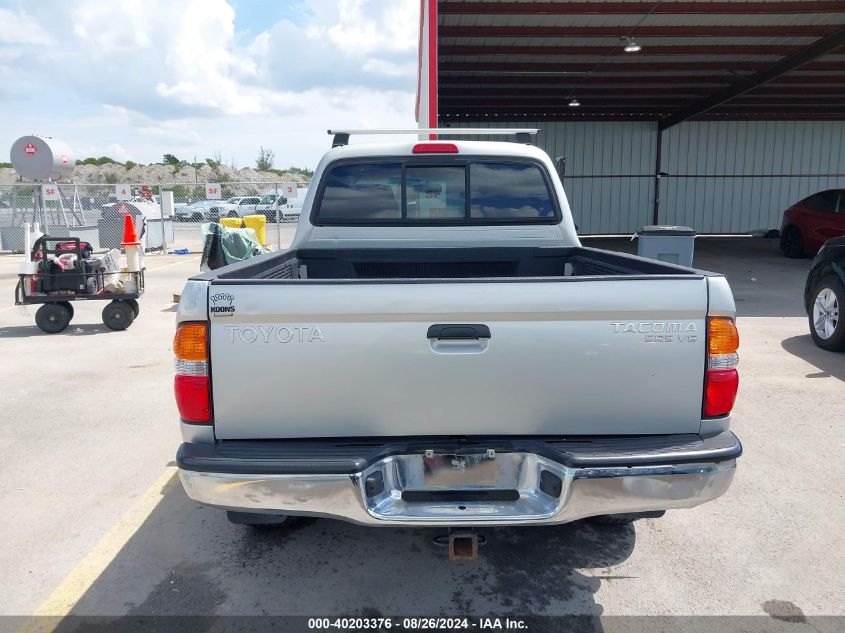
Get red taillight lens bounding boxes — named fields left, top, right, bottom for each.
left=704, top=317, right=739, bottom=418
left=703, top=369, right=739, bottom=417
left=412, top=142, right=459, bottom=154
left=174, top=375, right=210, bottom=423
left=174, top=322, right=210, bottom=423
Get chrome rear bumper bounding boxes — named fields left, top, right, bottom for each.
left=178, top=436, right=739, bottom=526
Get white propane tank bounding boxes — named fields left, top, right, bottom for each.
left=10, top=135, right=75, bottom=181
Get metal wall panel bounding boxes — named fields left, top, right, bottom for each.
left=446, top=119, right=845, bottom=234
left=449, top=120, right=657, bottom=234
left=660, top=120, right=845, bottom=233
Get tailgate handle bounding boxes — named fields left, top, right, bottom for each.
left=427, top=324, right=490, bottom=340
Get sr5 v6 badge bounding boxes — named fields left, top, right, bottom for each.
left=611, top=321, right=698, bottom=343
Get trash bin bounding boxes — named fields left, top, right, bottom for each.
left=636, top=225, right=696, bottom=267
left=242, top=214, right=267, bottom=246
left=219, top=217, right=243, bottom=229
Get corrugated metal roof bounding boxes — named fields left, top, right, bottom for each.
left=436, top=0, right=845, bottom=122
left=440, top=13, right=845, bottom=28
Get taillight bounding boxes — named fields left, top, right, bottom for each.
left=174, top=322, right=210, bottom=423
left=412, top=142, right=459, bottom=154
left=704, top=317, right=739, bottom=417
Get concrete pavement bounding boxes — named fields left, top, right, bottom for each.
left=0, top=238, right=842, bottom=623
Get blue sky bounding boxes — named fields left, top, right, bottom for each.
left=231, top=0, right=310, bottom=31
left=0, top=0, right=419, bottom=168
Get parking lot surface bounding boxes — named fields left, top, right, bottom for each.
left=0, top=238, right=842, bottom=622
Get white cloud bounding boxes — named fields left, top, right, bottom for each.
left=0, top=0, right=420, bottom=167
left=0, top=8, right=55, bottom=46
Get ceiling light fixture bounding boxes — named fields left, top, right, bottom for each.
left=623, top=36, right=642, bottom=53
left=569, top=98, right=580, bottom=107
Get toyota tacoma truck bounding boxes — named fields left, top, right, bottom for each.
left=174, top=129, right=741, bottom=540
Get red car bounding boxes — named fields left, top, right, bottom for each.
left=780, top=189, right=845, bottom=258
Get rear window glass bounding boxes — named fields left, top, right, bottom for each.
left=470, top=163, right=554, bottom=219
left=318, top=163, right=402, bottom=220
left=315, top=160, right=555, bottom=224
left=406, top=166, right=466, bottom=219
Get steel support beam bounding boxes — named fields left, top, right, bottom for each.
left=440, top=44, right=804, bottom=57
left=439, top=61, right=843, bottom=73
left=439, top=2, right=845, bottom=15
left=439, top=75, right=737, bottom=86
left=439, top=25, right=842, bottom=38
left=659, top=26, right=845, bottom=130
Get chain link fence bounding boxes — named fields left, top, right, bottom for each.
left=0, top=182, right=308, bottom=255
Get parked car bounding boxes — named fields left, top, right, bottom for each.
left=780, top=189, right=845, bottom=258
left=255, top=193, right=283, bottom=221
left=208, top=196, right=261, bottom=220
left=804, top=236, right=845, bottom=351
left=174, top=133, right=741, bottom=548
left=255, top=189, right=307, bottom=222
left=176, top=200, right=218, bottom=222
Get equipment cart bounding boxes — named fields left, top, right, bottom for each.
left=15, top=236, right=145, bottom=333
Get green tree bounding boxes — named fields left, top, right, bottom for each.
left=287, top=165, right=314, bottom=177
left=169, top=185, right=190, bottom=202
left=124, top=160, right=137, bottom=170
left=256, top=147, right=275, bottom=171
left=78, top=156, right=118, bottom=166
left=162, top=154, right=181, bottom=166
left=104, top=172, right=119, bottom=184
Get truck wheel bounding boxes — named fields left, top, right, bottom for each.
left=226, top=511, right=298, bottom=527
left=809, top=275, right=845, bottom=351
left=587, top=511, right=665, bottom=525
left=227, top=211, right=239, bottom=218
left=35, top=303, right=71, bottom=334
left=124, top=299, right=140, bottom=318
left=102, top=301, right=135, bottom=330
left=780, top=226, right=804, bottom=258
left=57, top=301, right=74, bottom=320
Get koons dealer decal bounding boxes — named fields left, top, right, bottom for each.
left=210, top=292, right=236, bottom=317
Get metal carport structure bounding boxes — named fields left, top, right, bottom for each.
left=418, top=0, right=845, bottom=234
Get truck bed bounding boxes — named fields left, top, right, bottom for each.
left=199, top=246, right=708, bottom=282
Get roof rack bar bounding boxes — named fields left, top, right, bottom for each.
left=327, top=128, right=539, bottom=147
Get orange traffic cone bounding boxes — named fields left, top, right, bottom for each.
left=121, top=214, right=140, bottom=246
left=121, top=214, right=142, bottom=273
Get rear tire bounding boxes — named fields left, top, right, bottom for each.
left=57, top=301, right=74, bottom=320
left=35, top=303, right=71, bottom=334
left=808, top=275, right=845, bottom=351
left=587, top=511, right=666, bottom=525
left=124, top=299, right=140, bottom=318
left=227, top=211, right=239, bottom=219
left=102, top=300, right=135, bottom=330
left=780, top=226, right=805, bottom=258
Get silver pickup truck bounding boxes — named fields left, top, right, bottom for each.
left=174, top=131, right=741, bottom=541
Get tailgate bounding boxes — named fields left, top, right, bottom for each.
left=208, top=278, right=708, bottom=439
